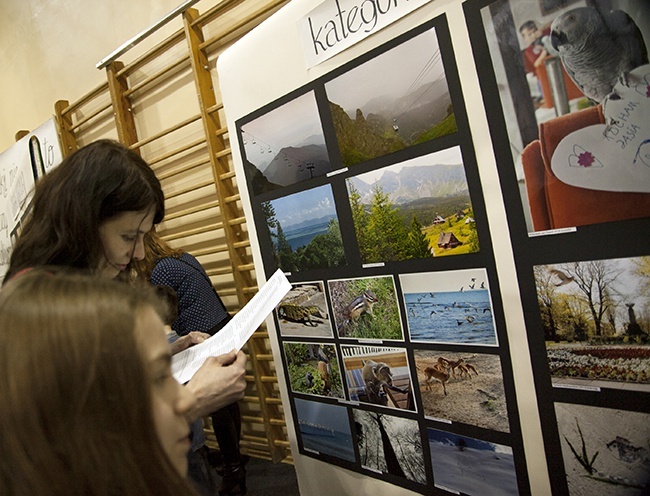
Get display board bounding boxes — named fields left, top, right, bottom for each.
left=219, top=0, right=649, bottom=494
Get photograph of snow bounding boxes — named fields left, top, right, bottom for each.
left=276, top=281, right=333, bottom=338
left=240, top=91, right=332, bottom=196
left=261, top=184, right=345, bottom=274
left=534, top=255, right=650, bottom=392
left=294, top=398, right=355, bottom=463
left=346, top=146, right=478, bottom=264
left=328, top=275, right=403, bottom=340
left=353, top=409, right=426, bottom=484
left=428, top=428, right=518, bottom=495
left=400, top=268, right=498, bottom=346
left=341, top=345, right=414, bottom=411
left=475, top=0, right=650, bottom=232
left=414, top=350, right=509, bottom=432
left=555, top=402, right=650, bottom=496
left=283, top=342, right=344, bottom=399
left=324, top=25, right=456, bottom=168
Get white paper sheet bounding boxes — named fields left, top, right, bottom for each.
left=172, top=269, right=291, bottom=383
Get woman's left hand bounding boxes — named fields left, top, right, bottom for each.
left=170, top=331, right=211, bottom=355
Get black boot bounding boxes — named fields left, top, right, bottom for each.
left=218, top=462, right=247, bottom=495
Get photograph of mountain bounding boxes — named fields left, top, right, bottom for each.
left=261, top=184, right=345, bottom=274
left=534, top=255, right=650, bottom=392
left=428, top=428, right=518, bottom=495
left=555, top=402, right=650, bottom=495
left=325, top=26, right=457, bottom=167
left=346, top=146, right=478, bottom=263
left=240, top=91, right=332, bottom=196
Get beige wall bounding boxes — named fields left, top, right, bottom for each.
left=0, top=0, right=194, bottom=151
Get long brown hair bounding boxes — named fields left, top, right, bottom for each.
left=4, top=140, right=165, bottom=283
left=0, top=269, right=197, bottom=496
left=134, top=229, right=183, bottom=281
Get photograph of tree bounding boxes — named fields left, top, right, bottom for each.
left=341, top=345, right=414, bottom=411
left=534, top=256, right=650, bottom=392
left=428, top=428, right=518, bottom=495
left=555, top=402, right=650, bottom=495
left=353, top=409, right=426, bottom=484
left=328, top=275, right=403, bottom=340
left=414, top=350, right=509, bottom=432
left=400, top=268, right=498, bottom=346
left=283, top=342, right=344, bottom=399
left=475, top=0, right=650, bottom=232
left=261, top=185, right=345, bottom=274
left=294, top=398, right=355, bottom=463
left=276, top=281, right=333, bottom=338
left=346, top=146, right=478, bottom=264
left=240, top=91, right=332, bottom=196
left=324, top=25, right=456, bottom=168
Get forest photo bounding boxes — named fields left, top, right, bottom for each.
left=276, top=281, right=333, bottom=338
left=324, top=25, right=457, bottom=168
left=555, top=402, right=650, bottom=496
left=346, top=146, right=478, bottom=264
left=353, top=409, right=426, bottom=484
left=261, top=185, right=345, bottom=274
left=400, top=269, right=498, bottom=346
left=328, top=275, right=403, bottom=340
left=283, top=342, right=344, bottom=399
left=428, top=428, right=518, bottom=495
left=240, top=91, right=332, bottom=196
left=294, top=398, right=355, bottom=463
left=534, top=256, right=650, bottom=391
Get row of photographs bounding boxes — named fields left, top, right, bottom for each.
left=292, top=396, right=649, bottom=496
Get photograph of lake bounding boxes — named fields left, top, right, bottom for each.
left=400, top=269, right=498, bottom=345
left=294, top=398, right=355, bottom=463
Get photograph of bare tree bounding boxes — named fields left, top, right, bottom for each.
left=240, top=91, right=332, bottom=196
left=261, top=185, right=345, bottom=274
left=555, top=402, right=650, bottom=495
left=534, top=256, right=650, bottom=392
left=353, top=409, right=426, bottom=484
left=428, top=428, right=518, bottom=495
left=283, top=342, right=344, bottom=399
left=414, top=350, right=509, bottom=432
left=324, top=25, right=456, bottom=168
left=276, top=281, right=332, bottom=338
left=328, top=275, right=403, bottom=340
left=346, top=146, right=478, bottom=264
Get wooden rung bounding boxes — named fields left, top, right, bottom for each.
left=241, top=415, right=265, bottom=424
left=147, top=137, right=205, bottom=166
left=206, top=101, right=225, bottom=114
left=274, top=440, right=291, bottom=448
left=244, top=375, right=255, bottom=382
left=241, top=434, right=268, bottom=444
left=238, top=263, right=256, bottom=271
left=231, top=240, right=250, bottom=250
left=265, top=398, right=282, bottom=405
left=124, top=56, right=191, bottom=97
left=116, top=30, right=186, bottom=78
left=219, top=170, right=236, bottom=180
left=215, top=126, right=228, bottom=137
left=129, top=113, right=202, bottom=150
left=161, top=223, right=224, bottom=241
left=242, top=395, right=259, bottom=403
left=70, top=101, right=112, bottom=132
left=164, top=179, right=214, bottom=200
left=157, top=157, right=211, bottom=181
left=214, top=147, right=232, bottom=159
left=223, top=194, right=240, bottom=203
left=191, top=244, right=229, bottom=257
left=227, top=217, right=247, bottom=226
left=62, top=81, right=109, bottom=114
left=163, top=200, right=219, bottom=220
left=205, top=267, right=238, bottom=278
left=255, top=354, right=274, bottom=361
left=269, top=419, right=285, bottom=427
left=260, top=376, right=278, bottom=383
left=188, top=0, right=242, bottom=28
left=251, top=331, right=268, bottom=339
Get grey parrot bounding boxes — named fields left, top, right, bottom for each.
left=550, top=7, right=648, bottom=102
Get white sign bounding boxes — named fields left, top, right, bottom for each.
left=297, top=0, right=432, bottom=68
left=0, top=117, right=64, bottom=278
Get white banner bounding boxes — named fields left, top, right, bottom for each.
left=297, top=0, right=432, bottom=68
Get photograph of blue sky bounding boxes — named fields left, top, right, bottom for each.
left=269, top=184, right=337, bottom=230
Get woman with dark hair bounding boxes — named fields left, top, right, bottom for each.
left=0, top=270, right=199, bottom=496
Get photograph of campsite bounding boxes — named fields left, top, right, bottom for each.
left=534, top=255, right=650, bottom=392
left=414, top=349, right=509, bottom=432
left=324, top=25, right=457, bottom=168
left=240, top=91, right=332, bottom=196
left=400, top=268, right=498, bottom=346
left=353, top=409, right=427, bottom=484
left=328, top=275, right=403, bottom=340
left=294, top=398, right=356, bottom=463
left=346, top=146, right=478, bottom=264
left=283, top=342, right=344, bottom=399
left=428, top=428, right=518, bottom=495
left=555, top=402, right=650, bottom=496
left=261, top=184, right=346, bottom=274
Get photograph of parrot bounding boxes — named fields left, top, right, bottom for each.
left=550, top=6, right=648, bottom=103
